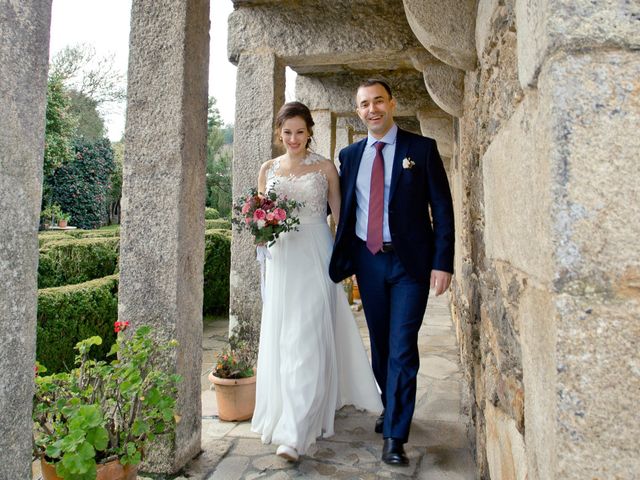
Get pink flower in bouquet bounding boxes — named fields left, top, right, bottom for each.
left=241, top=202, right=251, bottom=214
left=253, top=209, right=266, bottom=221
left=266, top=212, right=275, bottom=222
left=273, top=208, right=287, bottom=221
left=244, top=217, right=251, bottom=225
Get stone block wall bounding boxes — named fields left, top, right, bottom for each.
left=450, top=1, right=640, bottom=479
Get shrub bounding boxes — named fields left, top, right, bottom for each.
left=38, top=232, right=74, bottom=247
left=50, top=138, right=115, bottom=229
left=205, top=218, right=231, bottom=230
left=37, top=275, right=119, bottom=373
left=205, top=207, right=219, bottom=219
left=38, top=237, right=120, bottom=288
left=203, top=229, right=230, bottom=315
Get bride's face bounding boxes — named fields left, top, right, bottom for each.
left=280, top=116, right=310, bottom=156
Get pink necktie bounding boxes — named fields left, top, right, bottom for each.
left=367, top=141, right=385, bottom=254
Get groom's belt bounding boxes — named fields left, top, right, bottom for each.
left=380, top=242, right=394, bottom=253
left=356, top=237, right=395, bottom=253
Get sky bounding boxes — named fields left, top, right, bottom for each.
left=49, top=0, right=239, bottom=141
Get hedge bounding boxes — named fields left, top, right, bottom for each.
left=203, top=229, right=231, bottom=315
left=38, top=237, right=120, bottom=288
left=37, top=275, right=119, bottom=373
left=205, top=218, right=231, bottom=230
left=205, top=207, right=219, bottom=220
left=39, top=232, right=74, bottom=247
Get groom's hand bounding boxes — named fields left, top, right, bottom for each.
left=430, top=270, right=452, bottom=296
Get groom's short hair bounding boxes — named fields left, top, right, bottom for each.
left=357, top=79, right=393, bottom=99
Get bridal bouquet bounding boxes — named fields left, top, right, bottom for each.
left=232, top=188, right=303, bottom=246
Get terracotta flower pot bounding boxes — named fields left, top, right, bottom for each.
left=208, top=372, right=256, bottom=421
left=57, top=219, right=68, bottom=228
left=41, top=457, right=138, bottom=480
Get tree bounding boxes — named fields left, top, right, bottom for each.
left=49, top=44, right=126, bottom=105
left=50, top=44, right=126, bottom=141
left=43, top=77, right=77, bottom=206
left=50, top=139, right=116, bottom=229
left=206, top=98, right=232, bottom=217
left=107, top=141, right=124, bottom=224
left=68, top=90, right=105, bottom=141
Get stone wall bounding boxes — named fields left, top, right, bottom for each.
left=450, top=0, right=640, bottom=478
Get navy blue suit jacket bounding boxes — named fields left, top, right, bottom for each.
left=329, top=128, right=454, bottom=284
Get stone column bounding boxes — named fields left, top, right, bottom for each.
left=513, top=2, right=640, bottom=478
left=0, top=1, right=51, bottom=476
left=334, top=119, right=351, bottom=165
left=119, top=0, right=209, bottom=473
left=311, top=109, right=335, bottom=161
left=230, top=52, right=285, bottom=328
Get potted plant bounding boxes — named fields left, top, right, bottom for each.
left=40, top=204, right=63, bottom=230
left=208, top=318, right=259, bottom=421
left=33, top=321, right=181, bottom=480
left=57, top=211, right=72, bottom=228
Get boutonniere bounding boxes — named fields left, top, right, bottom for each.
left=402, top=157, right=415, bottom=169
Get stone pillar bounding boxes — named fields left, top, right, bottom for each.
left=334, top=119, right=351, bottom=165
left=416, top=108, right=453, bottom=158
left=311, top=109, right=335, bottom=161
left=513, top=2, right=640, bottom=478
left=119, top=0, right=209, bottom=473
left=0, top=1, right=51, bottom=476
left=230, top=52, right=285, bottom=328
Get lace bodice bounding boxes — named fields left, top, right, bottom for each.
left=265, top=152, right=329, bottom=220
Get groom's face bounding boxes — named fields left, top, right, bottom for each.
left=356, top=84, right=396, bottom=138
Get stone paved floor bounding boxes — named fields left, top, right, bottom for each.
left=33, top=294, right=475, bottom=479
left=181, top=293, right=475, bottom=480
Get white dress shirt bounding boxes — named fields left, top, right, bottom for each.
left=355, top=123, right=398, bottom=243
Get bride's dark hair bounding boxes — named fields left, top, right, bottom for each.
left=275, top=101, right=315, bottom=149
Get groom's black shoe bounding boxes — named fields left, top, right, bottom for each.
left=382, top=438, right=409, bottom=466
left=374, top=410, right=385, bottom=434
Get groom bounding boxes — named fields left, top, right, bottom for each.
left=330, top=79, right=454, bottom=466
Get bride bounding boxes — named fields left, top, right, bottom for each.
left=251, top=101, right=382, bottom=461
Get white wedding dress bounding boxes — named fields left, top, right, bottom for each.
left=251, top=152, right=382, bottom=454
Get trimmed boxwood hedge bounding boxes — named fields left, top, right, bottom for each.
left=37, top=275, right=118, bottom=373
left=205, top=207, right=219, bottom=219
left=205, top=218, right=231, bottom=230
left=203, top=229, right=231, bottom=315
left=38, top=237, right=120, bottom=288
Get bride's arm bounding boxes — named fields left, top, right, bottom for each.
left=325, top=161, right=341, bottom=225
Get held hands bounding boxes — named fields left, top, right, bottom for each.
left=430, top=270, right=452, bottom=296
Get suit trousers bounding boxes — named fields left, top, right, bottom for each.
left=354, top=240, right=430, bottom=443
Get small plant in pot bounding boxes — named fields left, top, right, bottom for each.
left=208, top=317, right=259, bottom=421
left=57, top=211, right=72, bottom=228
left=40, top=203, right=63, bottom=229
left=33, top=321, right=181, bottom=480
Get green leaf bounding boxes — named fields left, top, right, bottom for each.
left=45, top=443, right=62, bottom=459
left=77, top=440, right=95, bottom=460
left=161, top=407, right=174, bottom=422
left=131, top=419, right=149, bottom=436
left=86, top=426, right=108, bottom=451
left=144, top=387, right=161, bottom=405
